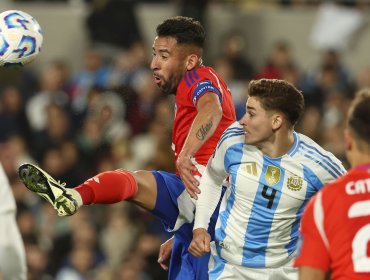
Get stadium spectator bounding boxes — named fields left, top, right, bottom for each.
left=25, top=62, right=70, bottom=133
left=85, top=0, right=142, bottom=49
left=256, top=41, right=293, bottom=80
left=0, top=86, right=31, bottom=142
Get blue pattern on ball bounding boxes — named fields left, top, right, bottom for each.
left=14, top=35, right=36, bottom=58
left=0, top=34, right=9, bottom=56
left=4, top=12, right=31, bottom=30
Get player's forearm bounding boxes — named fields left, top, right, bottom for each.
left=194, top=168, right=224, bottom=230
left=181, top=100, right=222, bottom=157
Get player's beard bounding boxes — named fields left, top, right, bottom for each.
left=160, top=71, right=184, bottom=96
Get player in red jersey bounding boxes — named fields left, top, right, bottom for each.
left=294, top=89, right=370, bottom=280
left=18, top=16, right=236, bottom=279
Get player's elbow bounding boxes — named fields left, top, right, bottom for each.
left=209, top=102, right=222, bottom=124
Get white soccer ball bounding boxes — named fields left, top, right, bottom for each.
left=0, top=10, right=43, bottom=67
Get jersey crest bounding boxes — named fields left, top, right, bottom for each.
left=266, top=165, right=281, bottom=186
left=287, top=175, right=304, bottom=191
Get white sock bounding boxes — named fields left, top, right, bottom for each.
left=67, top=188, right=83, bottom=208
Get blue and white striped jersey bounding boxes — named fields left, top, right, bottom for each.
left=194, top=121, right=346, bottom=268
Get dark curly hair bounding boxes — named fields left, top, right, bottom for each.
left=248, top=79, right=305, bottom=126
left=156, top=16, right=205, bottom=49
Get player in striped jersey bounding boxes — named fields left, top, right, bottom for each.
left=18, top=17, right=236, bottom=280
left=189, top=79, right=346, bottom=279
left=294, top=90, right=370, bottom=280
left=0, top=163, right=27, bottom=280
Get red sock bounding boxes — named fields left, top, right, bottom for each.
left=75, top=170, right=137, bottom=205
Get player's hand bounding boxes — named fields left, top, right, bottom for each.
left=188, top=228, right=211, bottom=257
left=158, top=236, right=173, bottom=271
left=177, top=151, right=200, bottom=199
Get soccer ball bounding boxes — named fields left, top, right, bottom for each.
left=0, top=10, right=43, bottom=67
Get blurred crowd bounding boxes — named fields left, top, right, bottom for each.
left=1, top=2, right=370, bottom=280
left=10, top=0, right=370, bottom=7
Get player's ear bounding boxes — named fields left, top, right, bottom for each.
left=186, top=54, right=199, bottom=71
left=271, top=114, right=283, bottom=130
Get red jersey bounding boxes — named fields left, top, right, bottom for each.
left=294, top=164, right=370, bottom=280
left=172, top=66, right=235, bottom=173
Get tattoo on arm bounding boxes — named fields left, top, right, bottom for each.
left=196, top=121, right=213, bottom=140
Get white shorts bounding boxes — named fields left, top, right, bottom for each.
left=0, top=212, right=27, bottom=280
left=208, top=242, right=298, bottom=280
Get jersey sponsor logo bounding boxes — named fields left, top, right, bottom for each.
left=266, top=165, right=281, bottom=186
left=287, top=175, right=303, bottom=191
left=241, top=162, right=257, bottom=176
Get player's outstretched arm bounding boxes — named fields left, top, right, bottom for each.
left=188, top=228, right=211, bottom=257
left=177, top=92, right=222, bottom=199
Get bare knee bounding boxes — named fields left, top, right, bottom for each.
left=131, top=170, right=158, bottom=211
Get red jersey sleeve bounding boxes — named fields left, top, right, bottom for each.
left=294, top=194, right=330, bottom=272
left=191, top=80, right=222, bottom=106
left=173, top=66, right=236, bottom=168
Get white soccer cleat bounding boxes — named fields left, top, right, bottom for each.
left=18, top=163, right=78, bottom=216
